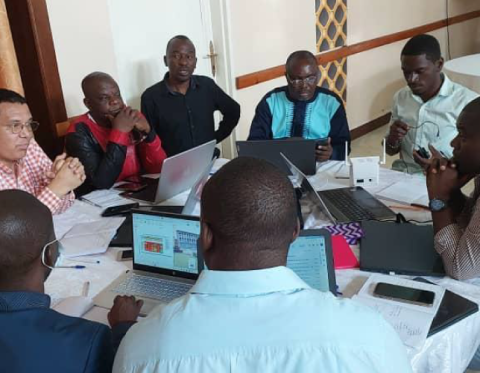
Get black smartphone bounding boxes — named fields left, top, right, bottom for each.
left=316, top=138, right=329, bottom=147
left=373, top=282, right=435, bottom=307
left=101, top=203, right=139, bottom=217
left=114, top=182, right=147, bottom=192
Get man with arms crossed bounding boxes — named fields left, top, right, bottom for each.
left=114, top=157, right=412, bottom=373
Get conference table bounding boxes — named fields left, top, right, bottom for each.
left=45, top=160, right=480, bottom=373
left=444, top=54, right=480, bottom=94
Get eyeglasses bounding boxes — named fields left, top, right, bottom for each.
left=286, top=74, right=318, bottom=86
left=41, top=239, right=60, bottom=270
left=3, top=121, right=40, bottom=134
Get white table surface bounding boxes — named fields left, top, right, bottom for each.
left=46, top=160, right=480, bottom=373
left=444, top=54, right=480, bottom=94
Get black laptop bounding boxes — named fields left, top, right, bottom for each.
left=236, top=139, right=316, bottom=175
left=360, top=220, right=445, bottom=276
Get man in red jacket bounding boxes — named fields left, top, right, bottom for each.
left=66, top=72, right=167, bottom=196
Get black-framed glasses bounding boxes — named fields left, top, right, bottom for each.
left=286, top=74, right=318, bottom=86
left=3, top=121, right=40, bottom=134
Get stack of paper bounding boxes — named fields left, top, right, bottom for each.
left=376, top=178, right=429, bottom=207
left=81, top=189, right=133, bottom=208
left=353, top=274, right=444, bottom=350
left=60, top=217, right=125, bottom=257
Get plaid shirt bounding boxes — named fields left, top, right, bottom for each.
left=435, top=176, right=480, bottom=280
left=0, top=140, right=74, bottom=215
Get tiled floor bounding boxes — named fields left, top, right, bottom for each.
left=353, top=126, right=478, bottom=373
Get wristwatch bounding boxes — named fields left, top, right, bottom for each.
left=429, top=198, right=448, bottom=212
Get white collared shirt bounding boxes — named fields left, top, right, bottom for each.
left=390, top=74, right=478, bottom=173
left=114, top=267, right=412, bottom=373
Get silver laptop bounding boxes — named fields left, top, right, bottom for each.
left=94, top=211, right=203, bottom=315
left=281, top=153, right=395, bottom=223
left=122, top=140, right=216, bottom=204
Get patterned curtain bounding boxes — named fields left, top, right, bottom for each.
left=0, top=0, right=23, bottom=94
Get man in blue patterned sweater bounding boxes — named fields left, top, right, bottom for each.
left=248, top=50, right=351, bottom=161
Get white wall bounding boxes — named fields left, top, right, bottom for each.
left=229, top=0, right=316, bottom=140
left=47, top=0, right=215, bottom=117
left=46, top=0, right=119, bottom=116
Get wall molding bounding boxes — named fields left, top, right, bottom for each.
left=236, top=10, right=480, bottom=90
left=351, top=112, right=391, bottom=140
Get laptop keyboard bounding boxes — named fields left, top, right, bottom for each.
left=320, top=189, right=376, bottom=221
left=112, top=274, right=192, bottom=303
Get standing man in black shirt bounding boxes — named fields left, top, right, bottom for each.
left=141, top=35, right=240, bottom=157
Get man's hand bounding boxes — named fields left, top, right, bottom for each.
left=108, top=107, right=137, bottom=133
left=108, top=295, right=144, bottom=328
left=426, top=157, right=474, bottom=200
left=413, top=144, right=444, bottom=171
left=46, top=153, right=67, bottom=180
left=133, top=111, right=151, bottom=134
left=386, top=120, right=409, bottom=146
left=315, top=137, right=333, bottom=162
left=48, top=157, right=86, bottom=197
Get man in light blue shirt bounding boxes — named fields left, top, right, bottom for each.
left=114, top=157, right=412, bottom=373
left=386, top=34, right=478, bottom=174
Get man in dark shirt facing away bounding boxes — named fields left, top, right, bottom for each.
left=141, top=35, right=240, bottom=157
left=0, top=190, right=143, bottom=373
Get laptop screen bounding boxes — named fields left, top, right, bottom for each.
left=132, top=212, right=201, bottom=275
left=287, top=232, right=336, bottom=293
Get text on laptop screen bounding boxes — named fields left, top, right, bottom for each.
left=287, top=235, right=330, bottom=292
left=132, top=214, right=201, bottom=274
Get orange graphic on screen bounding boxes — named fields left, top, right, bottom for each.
left=144, top=241, right=163, bottom=253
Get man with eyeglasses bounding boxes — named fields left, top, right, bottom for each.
left=0, top=89, right=84, bottom=214
left=0, top=190, right=143, bottom=373
left=65, top=72, right=167, bottom=196
left=248, top=50, right=351, bottom=161
left=141, top=35, right=240, bottom=157
left=386, top=34, right=478, bottom=174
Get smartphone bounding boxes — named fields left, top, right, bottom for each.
left=316, top=138, right=329, bottom=147
left=114, top=182, right=147, bottom=192
left=101, top=203, right=139, bottom=217
left=116, top=249, right=133, bottom=261
left=373, top=282, right=435, bottom=307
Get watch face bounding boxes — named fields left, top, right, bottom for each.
left=429, top=198, right=446, bottom=212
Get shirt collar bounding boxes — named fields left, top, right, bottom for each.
left=410, top=73, right=452, bottom=103
left=0, top=291, right=50, bottom=312
left=190, top=266, right=310, bottom=297
left=161, top=72, right=199, bottom=96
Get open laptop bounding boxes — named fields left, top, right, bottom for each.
left=94, top=211, right=204, bottom=315
left=122, top=140, right=216, bottom=204
left=236, top=139, right=316, bottom=175
left=287, top=229, right=337, bottom=294
left=109, top=159, right=215, bottom=247
left=360, top=220, right=445, bottom=276
left=281, top=153, right=396, bottom=223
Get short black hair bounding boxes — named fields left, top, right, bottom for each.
left=201, top=157, right=298, bottom=252
left=460, top=97, right=480, bottom=125
left=0, top=89, right=26, bottom=106
left=0, top=190, right=53, bottom=282
left=81, top=71, right=115, bottom=96
left=166, top=35, right=193, bottom=54
left=401, top=34, right=442, bottom=62
left=286, top=50, right=318, bottom=74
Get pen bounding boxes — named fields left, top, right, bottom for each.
left=68, top=258, right=101, bottom=264
left=79, top=197, right=102, bottom=209
left=388, top=205, right=427, bottom=212
left=56, top=265, right=86, bottom=269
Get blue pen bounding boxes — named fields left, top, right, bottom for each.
left=56, top=265, right=86, bottom=269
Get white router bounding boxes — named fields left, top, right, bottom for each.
left=345, top=139, right=386, bottom=187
